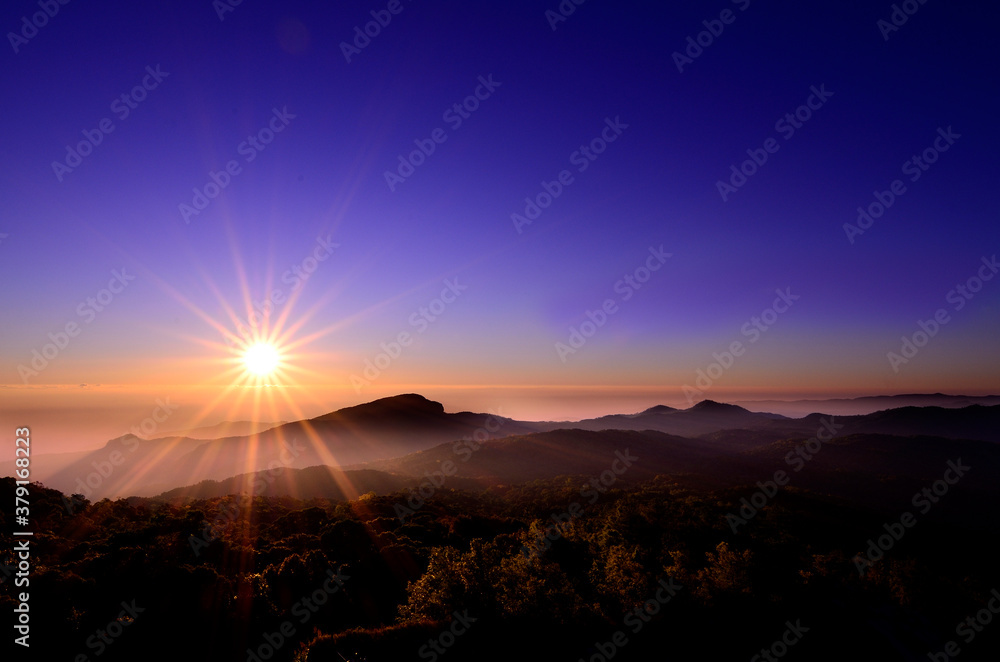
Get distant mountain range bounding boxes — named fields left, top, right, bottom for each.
left=9, top=394, right=536, bottom=498
left=532, top=399, right=788, bottom=437
left=159, top=423, right=1000, bottom=529
left=361, top=426, right=1000, bottom=517
left=4, top=393, right=999, bottom=502
left=733, top=393, right=1000, bottom=417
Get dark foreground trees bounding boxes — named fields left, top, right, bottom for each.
left=1, top=476, right=998, bottom=661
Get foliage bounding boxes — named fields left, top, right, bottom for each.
left=1, top=476, right=998, bottom=661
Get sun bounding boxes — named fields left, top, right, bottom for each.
left=243, top=342, right=281, bottom=377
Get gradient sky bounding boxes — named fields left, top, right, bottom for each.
left=2, top=0, right=998, bottom=451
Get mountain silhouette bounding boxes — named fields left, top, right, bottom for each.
left=10, top=396, right=1000, bottom=500
left=30, top=394, right=534, bottom=498
left=536, top=398, right=785, bottom=437
left=734, top=393, right=1000, bottom=417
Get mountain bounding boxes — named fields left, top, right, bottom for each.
left=534, top=399, right=787, bottom=437
left=27, top=394, right=539, bottom=499
left=155, top=419, right=287, bottom=440
left=764, top=404, right=1000, bottom=443
left=365, top=428, right=722, bottom=484
left=154, top=424, right=1000, bottom=531
left=362, top=421, right=1000, bottom=527
left=639, top=404, right=678, bottom=414
left=11, top=394, right=1000, bottom=501
left=733, top=393, right=1000, bottom=417
left=153, top=427, right=756, bottom=500
left=154, top=466, right=468, bottom=501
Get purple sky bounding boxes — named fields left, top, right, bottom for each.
left=1, top=0, right=998, bottom=450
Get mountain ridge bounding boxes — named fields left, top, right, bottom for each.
left=6, top=394, right=999, bottom=500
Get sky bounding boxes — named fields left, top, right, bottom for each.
left=2, top=0, right=999, bottom=452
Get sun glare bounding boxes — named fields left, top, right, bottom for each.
left=243, top=342, right=281, bottom=376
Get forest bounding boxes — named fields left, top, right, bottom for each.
left=3, top=472, right=998, bottom=661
